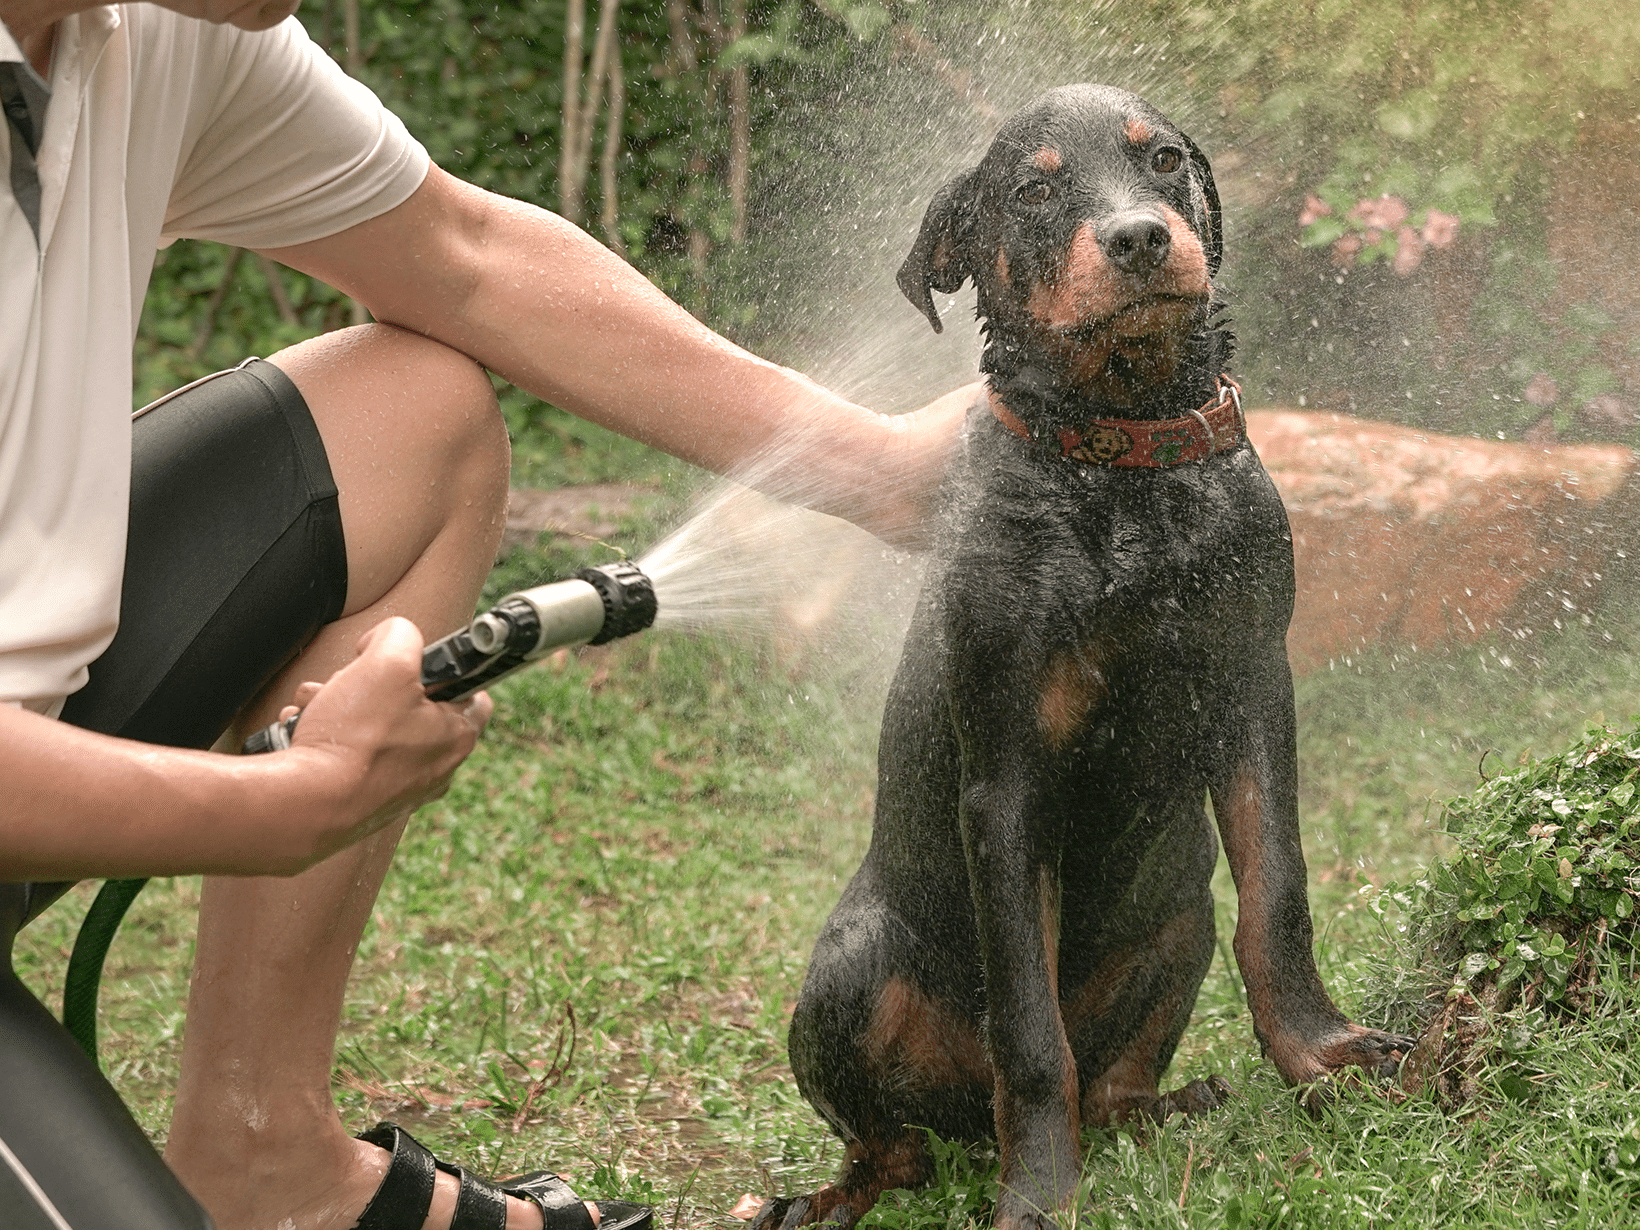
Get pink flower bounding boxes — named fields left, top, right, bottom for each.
left=1422, top=209, right=1460, bottom=248
left=1348, top=194, right=1409, bottom=232
left=1331, top=233, right=1362, bottom=269
left=1299, top=194, right=1331, bottom=226
left=1392, top=225, right=1425, bottom=276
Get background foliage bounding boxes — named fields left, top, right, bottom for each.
left=136, top=0, right=1640, bottom=451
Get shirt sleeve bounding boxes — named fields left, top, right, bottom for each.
left=161, top=16, right=429, bottom=249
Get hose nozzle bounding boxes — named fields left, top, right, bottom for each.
left=244, top=560, right=658, bottom=752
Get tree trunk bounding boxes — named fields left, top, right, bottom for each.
left=574, top=0, right=618, bottom=199
left=727, top=0, right=748, bottom=245
left=191, top=247, right=244, bottom=359
left=559, top=0, right=587, bottom=223
left=599, top=0, right=626, bottom=256
left=257, top=254, right=300, bottom=326
left=344, top=0, right=368, bottom=325
left=666, top=0, right=696, bottom=73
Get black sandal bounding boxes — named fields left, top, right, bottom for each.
left=354, top=1122, right=655, bottom=1230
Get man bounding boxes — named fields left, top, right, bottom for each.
left=0, top=2, right=966, bottom=1227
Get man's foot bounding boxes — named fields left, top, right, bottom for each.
left=166, top=1128, right=597, bottom=1230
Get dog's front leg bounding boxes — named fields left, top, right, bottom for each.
left=1208, top=648, right=1415, bottom=1088
left=958, top=756, right=1079, bottom=1230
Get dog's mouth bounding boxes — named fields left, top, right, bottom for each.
left=1060, top=292, right=1206, bottom=344
left=1014, top=291, right=1209, bottom=409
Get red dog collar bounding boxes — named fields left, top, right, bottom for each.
left=989, top=376, right=1244, bottom=467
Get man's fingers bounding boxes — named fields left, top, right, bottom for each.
left=454, top=691, right=493, bottom=733
left=354, top=614, right=430, bottom=667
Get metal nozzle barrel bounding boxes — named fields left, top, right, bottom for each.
left=242, top=560, right=658, bottom=752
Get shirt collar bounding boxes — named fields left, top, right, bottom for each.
left=0, top=7, right=120, bottom=83
left=0, top=18, right=23, bottom=65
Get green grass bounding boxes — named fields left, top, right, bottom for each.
left=14, top=422, right=1640, bottom=1227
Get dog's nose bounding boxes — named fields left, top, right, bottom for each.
left=1099, top=213, right=1171, bottom=275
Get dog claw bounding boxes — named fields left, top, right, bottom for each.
left=749, top=1196, right=812, bottom=1230
left=1161, top=1074, right=1234, bottom=1118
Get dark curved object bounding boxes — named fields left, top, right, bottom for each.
left=579, top=561, right=658, bottom=645
left=61, top=877, right=150, bottom=1063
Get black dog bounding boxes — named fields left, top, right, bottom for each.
left=751, top=86, right=1415, bottom=1230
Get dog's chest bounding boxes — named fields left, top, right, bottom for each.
left=949, top=447, right=1289, bottom=631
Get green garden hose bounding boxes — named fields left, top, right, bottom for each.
left=62, top=877, right=149, bottom=1065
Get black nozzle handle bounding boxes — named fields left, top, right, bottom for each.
left=241, top=560, right=657, bottom=753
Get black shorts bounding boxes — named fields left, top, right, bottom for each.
left=0, top=359, right=348, bottom=1230
left=59, top=357, right=349, bottom=746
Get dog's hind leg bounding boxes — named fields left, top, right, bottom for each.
left=755, top=879, right=992, bottom=1230
left=749, top=1135, right=936, bottom=1230
left=1067, top=891, right=1230, bottom=1126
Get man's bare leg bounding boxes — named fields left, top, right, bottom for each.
left=161, top=325, right=568, bottom=1230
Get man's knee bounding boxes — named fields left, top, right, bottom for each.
left=268, top=323, right=509, bottom=517
left=265, top=325, right=511, bottom=615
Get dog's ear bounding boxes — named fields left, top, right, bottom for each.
left=1180, top=132, right=1223, bottom=276
left=897, top=169, right=980, bottom=334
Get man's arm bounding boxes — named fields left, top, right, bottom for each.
left=0, top=619, right=490, bottom=880
left=260, top=167, right=970, bottom=547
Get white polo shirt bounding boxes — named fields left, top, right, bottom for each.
left=0, top=6, right=429, bottom=711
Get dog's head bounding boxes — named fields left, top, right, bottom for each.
left=899, top=85, right=1226, bottom=414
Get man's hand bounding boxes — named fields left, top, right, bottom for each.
left=278, top=617, right=492, bottom=844
left=0, top=617, right=491, bottom=880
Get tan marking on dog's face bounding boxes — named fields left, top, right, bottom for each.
left=1025, top=209, right=1210, bottom=332
left=864, top=976, right=993, bottom=1090
left=1032, top=146, right=1063, bottom=173
left=1037, top=642, right=1109, bottom=750
left=1124, top=117, right=1154, bottom=147
left=996, top=248, right=1011, bottom=285
left=1017, top=206, right=1212, bottom=405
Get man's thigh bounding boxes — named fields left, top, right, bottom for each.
left=58, top=358, right=348, bottom=749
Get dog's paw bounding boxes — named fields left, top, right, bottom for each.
left=1162, top=1073, right=1234, bottom=1117
left=1319, top=1026, right=1419, bottom=1079
left=749, top=1196, right=814, bottom=1230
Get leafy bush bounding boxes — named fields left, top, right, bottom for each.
left=1368, top=721, right=1640, bottom=1107
left=1180, top=0, right=1640, bottom=439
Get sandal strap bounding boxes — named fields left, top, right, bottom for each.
left=353, top=1122, right=437, bottom=1230
left=503, top=1171, right=597, bottom=1230
left=436, top=1162, right=510, bottom=1230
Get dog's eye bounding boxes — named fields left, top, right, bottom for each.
left=1017, top=181, right=1053, bottom=205
left=1151, top=146, right=1184, bottom=175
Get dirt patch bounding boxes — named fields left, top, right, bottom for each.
left=503, top=484, right=659, bottom=554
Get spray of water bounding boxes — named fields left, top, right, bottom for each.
left=615, top=0, right=1640, bottom=818
left=613, top=1, right=1214, bottom=725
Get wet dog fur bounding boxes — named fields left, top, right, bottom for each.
left=750, top=85, right=1416, bottom=1230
